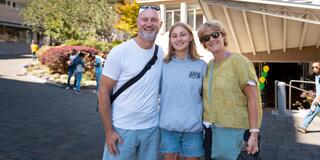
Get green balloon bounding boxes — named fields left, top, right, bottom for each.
left=261, top=71, right=268, bottom=77
left=259, top=83, right=265, bottom=90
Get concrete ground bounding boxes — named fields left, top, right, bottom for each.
left=0, top=54, right=320, bottom=160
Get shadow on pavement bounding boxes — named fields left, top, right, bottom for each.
left=261, top=111, right=320, bottom=160
left=0, top=78, right=104, bottom=160
left=306, top=130, right=320, bottom=133
left=0, top=54, right=33, bottom=60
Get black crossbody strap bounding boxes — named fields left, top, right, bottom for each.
left=110, top=45, right=159, bottom=103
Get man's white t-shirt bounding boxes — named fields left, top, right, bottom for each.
left=102, top=39, right=164, bottom=130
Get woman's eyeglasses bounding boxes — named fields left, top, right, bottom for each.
left=200, top=31, right=221, bottom=43
left=139, top=5, right=160, bottom=11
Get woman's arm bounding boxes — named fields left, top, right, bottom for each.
left=243, top=84, right=259, bottom=154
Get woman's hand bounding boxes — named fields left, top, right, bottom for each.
left=246, top=133, right=259, bottom=154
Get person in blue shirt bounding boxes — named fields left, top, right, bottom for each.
left=73, top=52, right=85, bottom=93
left=92, top=53, right=104, bottom=92
left=159, top=22, right=207, bottom=160
left=297, top=62, right=320, bottom=133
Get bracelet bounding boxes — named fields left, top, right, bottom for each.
left=249, top=128, right=260, bottom=133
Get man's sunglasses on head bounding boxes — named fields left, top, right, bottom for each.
left=139, top=5, right=160, bottom=11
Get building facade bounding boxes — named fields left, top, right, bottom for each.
left=0, top=0, right=35, bottom=54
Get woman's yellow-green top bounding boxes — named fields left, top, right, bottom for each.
left=203, top=53, right=263, bottom=129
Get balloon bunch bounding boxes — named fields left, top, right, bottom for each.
left=259, top=65, right=269, bottom=90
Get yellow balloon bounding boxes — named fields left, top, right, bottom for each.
left=259, top=77, right=266, bottom=83
left=263, top=65, right=269, bottom=72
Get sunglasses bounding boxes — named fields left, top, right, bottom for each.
left=200, top=31, right=222, bottom=43
left=139, top=5, right=160, bottom=11
left=312, top=66, right=319, bottom=69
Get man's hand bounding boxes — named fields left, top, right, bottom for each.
left=312, top=96, right=320, bottom=105
left=311, top=105, right=316, bottom=112
left=105, top=131, right=123, bottom=156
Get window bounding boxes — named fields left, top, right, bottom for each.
left=195, top=10, right=203, bottom=30
left=187, top=10, right=194, bottom=29
left=0, top=0, right=6, bottom=5
left=0, top=26, right=27, bottom=43
left=166, top=10, right=180, bottom=32
left=187, top=9, right=204, bottom=30
left=15, top=2, right=25, bottom=10
left=166, top=12, right=172, bottom=32
left=174, top=11, right=180, bottom=24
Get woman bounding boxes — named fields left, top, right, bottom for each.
left=198, top=20, right=263, bottom=160
left=159, top=22, right=207, bottom=160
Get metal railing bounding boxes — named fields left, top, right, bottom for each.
left=289, top=80, right=315, bottom=110
left=274, top=80, right=315, bottom=111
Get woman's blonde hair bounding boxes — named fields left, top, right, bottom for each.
left=197, top=20, right=228, bottom=48
left=164, top=22, right=200, bottom=63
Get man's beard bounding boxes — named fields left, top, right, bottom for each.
left=139, top=30, right=157, bottom=41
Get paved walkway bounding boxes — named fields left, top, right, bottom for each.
left=0, top=54, right=320, bottom=160
left=0, top=54, right=104, bottom=160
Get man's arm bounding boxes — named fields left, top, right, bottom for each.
left=98, top=75, right=123, bottom=155
left=243, top=85, right=259, bottom=154
left=313, top=94, right=320, bottom=105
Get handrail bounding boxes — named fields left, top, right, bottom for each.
left=274, top=80, right=314, bottom=111
left=274, top=80, right=279, bottom=111
left=289, top=80, right=315, bottom=110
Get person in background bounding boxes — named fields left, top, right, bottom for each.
left=30, top=40, right=39, bottom=62
left=73, top=52, right=85, bottom=94
left=159, top=22, right=206, bottom=160
left=91, top=52, right=105, bottom=93
left=297, top=62, right=320, bottom=134
left=98, top=5, right=163, bottom=160
left=198, top=20, right=263, bottom=160
left=65, top=49, right=78, bottom=90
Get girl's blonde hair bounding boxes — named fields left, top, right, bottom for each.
left=164, top=22, right=200, bottom=63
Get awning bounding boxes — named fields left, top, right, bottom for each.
left=197, top=0, right=320, bottom=62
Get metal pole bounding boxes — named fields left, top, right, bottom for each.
left=277, top=81, right=287, bottom=115
left=289, top=81, right=292, bottom=111
left=275, top=80, right=278, bottom=111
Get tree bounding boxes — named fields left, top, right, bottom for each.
left=21, top=0, right=116, bottom=43
left=114, top=0, right=139, bottom=38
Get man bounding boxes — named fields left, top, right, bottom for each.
left=65, top=49, right=78, bottom=90
left=98, top=5, right=163, bottom=160
left=297, top=62, right=320, bottom=133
